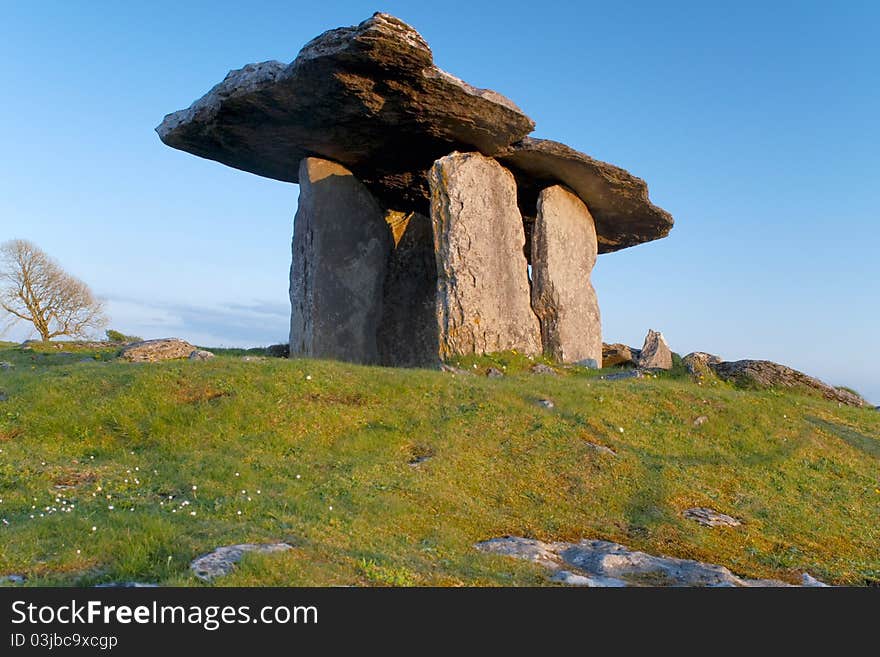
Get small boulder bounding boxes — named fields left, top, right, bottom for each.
left=682, top=352, right=722, bottom=378
left=683, top=507, right=741, bottom=528
left=0, top=361, right=14, bottom=370
left=121, top=339, right=199, bottom=363
left=692, top=415, right=709, bottom=427
left=575, top=358, right=599, bottom=369
left=537, top=398, right=555, bottom=409
left=486, top=367, right=504, bottom=378
left=600, top=370, right=644, bottom=381
left=189, top=349, right=216, bottom=361
left=440, top=363, right=473, bottom=376
left=0, top=391, right=7, bottom=402
left=530, top=363, right=558, bottom=376
left=602, top=343, right=639, bottom=368
left=636, top=330, right=672, bottom=370
left=190, top=543, right=293, bottom=582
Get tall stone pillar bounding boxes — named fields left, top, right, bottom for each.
left=530, top=184, right=601, bottom=364
left=428, top=152, right=541, bottom=359
left=289, top=157, right=391, bottom=364
left=377, top=210, right=439, bottom=367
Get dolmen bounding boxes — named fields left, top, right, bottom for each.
left=157, top=13, right=673, bottom=367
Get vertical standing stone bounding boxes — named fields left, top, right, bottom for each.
left=429, top=152, right=541, bottom=359
left=530, top=185, right=602, bottom=364
left=377, top=211, right=439, bottom=367
left=289, top=157, right=391, bottom=364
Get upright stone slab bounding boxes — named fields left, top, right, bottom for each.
left=429, top=152, right=541, bottom=359
left=289, top=157, right=391, bottom=363
left=377, top=211, right=439, bottom=367
left=530, top=185, right=602, bottom=363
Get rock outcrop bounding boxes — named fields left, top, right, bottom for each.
left=682, top=351, right=722, bottom=377
left=429, top=152, right=541, bottom=359
left=530, top=185, right=601, bottom=364
left=289, top=157, right=391, bottom=364
left=156, top=13, right=533, bottom=211
left=476, top=536, right=823, bottom=587
left=120, top=339, right=201, bottom=363
left=711, top=360, right=864, bottom=407
left=190, top=543, right=293, bottom=582
left=497, top=138, right=674, bottom=253
left=636, top=330, right=673, bottom=370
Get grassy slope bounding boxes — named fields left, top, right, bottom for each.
left=0, top=342, right=878, bottom=586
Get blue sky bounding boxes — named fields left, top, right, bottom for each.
left=1, top=1, right=877, bottom=402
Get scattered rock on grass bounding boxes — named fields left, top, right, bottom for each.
left=0, top=391, right=7, bottom=402
left=0, top=362, right=13, bottom=370
left=120, top=338, right=199, bottom=363
left=683, top=507, right=741, bottom=527
left=693, top=415, right=709, bottom=427
left=440, top=364, right=473, bottom=376
left=189, top=349, right=216, bottom=361
left=0, top=574, right=25, bottom=585
left=94, top=582, right=158, bottom=588
left=190, top=543, right=293, bottom=582
left=537, top=398, right=555, bottom=409
left=486, top=367, right=504, bottom=378
left=530, top=363, right=557, bottom=376
left=802, top=573, right=829, bottom=587
left=600, top=370, right=644, bottom=381
left=585, top=442, right=616, bottom=456
left=476, top=536, right=818, bottom=586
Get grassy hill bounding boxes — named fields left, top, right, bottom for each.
left=0, top=341, right=878, bottom=586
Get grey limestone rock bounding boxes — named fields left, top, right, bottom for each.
left=530, top=185, right=601, bottom=364
left=429, top=152, right=540, bottom=360
left=120, top=339, right=199, bottom=363
left=289, top=157, right=391, bottom=364
left=636, top=330, right=673, bottom=370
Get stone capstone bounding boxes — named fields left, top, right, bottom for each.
left=289, top=157, right=391, bottom=364
left=429, top=152, right=541, bottom=359
left=530, top=185, right=601, bottom=364
left=120, top=339, right=199, bottom=363
left=710, top=360, right=864, bottom=407
left=497, top=138, right=674, bottom=253
left=156, top=13, right=534, bottom=211
left=636, top=329, right=673, bottom=370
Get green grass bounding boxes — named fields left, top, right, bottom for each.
left=0, top=343, right=878, bottom=586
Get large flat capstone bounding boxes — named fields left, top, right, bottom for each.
left=497, top=137, right=674, bottom=253
left=156, top=12, right=534, bottom=210
left=530, top=185, right=602, bottom=364
left=289, top=157, right=391, bottom=364
left=429, top=152, right=541, bottom=359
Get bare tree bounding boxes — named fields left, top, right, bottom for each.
left=0, top=239, right=107, bottom=341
